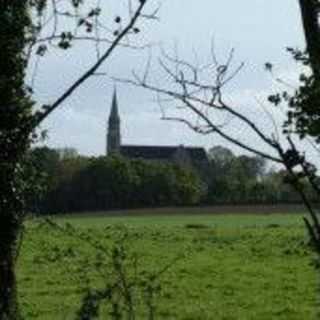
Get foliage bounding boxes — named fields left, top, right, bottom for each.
left=29, top=145, right=320, bottom=212
left=0, top=2, right=35, bottom=317
left=205, top=145, right=320, bottom=205
left=206, top=146, right=267, bottom=204
left=29, top=150, right=204, bottom=213
left=264, top=2, right=320, bottom=141
left=267, top=48, right=320, bottom=142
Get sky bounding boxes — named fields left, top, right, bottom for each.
left=29, top=0, right=319, bottom=166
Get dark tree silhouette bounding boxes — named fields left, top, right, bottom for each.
left=299, top=0, right=320, bottom=78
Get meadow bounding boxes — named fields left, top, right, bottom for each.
left=19, top=211, right=319, bottom=319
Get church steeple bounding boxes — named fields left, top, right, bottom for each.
left=107, top=88, right=121, bottom=155
left=110, top=88, right=120, bottom=120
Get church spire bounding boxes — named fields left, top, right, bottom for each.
left=110, top=87, right=119, bottom=120
left=106, top=87, right=121, bottom=155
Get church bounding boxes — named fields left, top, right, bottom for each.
left=106, top=89, right=209, bottom=170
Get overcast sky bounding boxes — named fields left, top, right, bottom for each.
left=30, top=0, right=319, bottom=165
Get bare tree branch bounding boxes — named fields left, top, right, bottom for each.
left=116, top=44, right=320, bottom=251
left=117, top=75, right=283, bottom=163
left=35, top=0, right=151, bottom=126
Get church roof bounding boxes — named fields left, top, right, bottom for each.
left=120, top=145, right=208, bottom=162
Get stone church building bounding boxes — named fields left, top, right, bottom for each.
left=106, top=89, right=209, bottom=170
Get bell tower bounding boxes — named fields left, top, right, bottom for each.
left=107, top=88, right=121, bottom=155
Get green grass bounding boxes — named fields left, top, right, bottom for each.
left=19, top=213, right=319, bottom=319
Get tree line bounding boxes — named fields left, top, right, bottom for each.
left=28, top=147, right=203, bottom=214
left=206, top=146, right=319, bottom=205
left=27, top=145, right=318, bottom=214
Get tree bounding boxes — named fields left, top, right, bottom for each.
left=72, top=156, right=140, bottom=211
left=298, top=0, right=320, bottom=79
left=0, top=1, right=155, bottom=318
left=33, top=154, right=203, bottom=213
left=56, top=147, right=79, bottom=160
left=0, top=3, right=34, bottom=318
left=119, top=1, right=320, bottom=257
left=40, top=152, right=89, bottom=213
left=208, top=146, right=234, bottom=165
left=276, top=1, right=320, bottom=142
left=206, top=146, right=267, bottom=204
left=27, top=147, right=61, bottom=213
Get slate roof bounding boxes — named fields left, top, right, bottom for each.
left=120, top=145, right=208, bottom=162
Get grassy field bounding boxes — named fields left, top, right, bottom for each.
left=19, top=212, right=318, bottom=319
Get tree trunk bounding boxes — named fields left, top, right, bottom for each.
left=0, top=227, right=19, bottom=320
left=0, top=162, right=25, bottom=320
left=298, top=0, right=320, bottom=78
left=0, top=2, right=32, bottom=318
